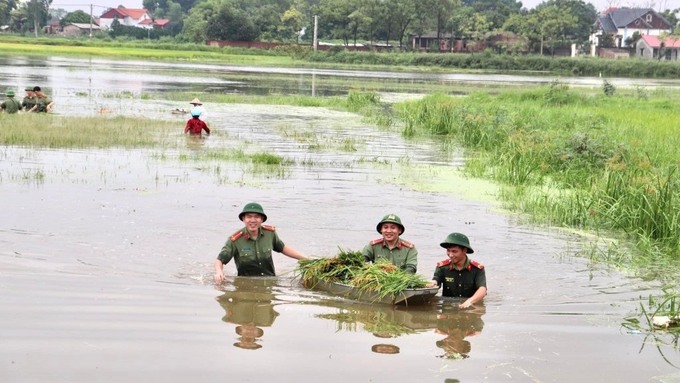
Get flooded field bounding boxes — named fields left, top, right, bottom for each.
left=1, top=56, right=680, bottom=383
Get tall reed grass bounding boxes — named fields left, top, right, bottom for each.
left=395, top=82, right=680, bottom=264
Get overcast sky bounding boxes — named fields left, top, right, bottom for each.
left=50, top=0, right=674, bottom=17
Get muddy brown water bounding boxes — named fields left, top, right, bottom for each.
left=1, top=56, right=679, bottom=382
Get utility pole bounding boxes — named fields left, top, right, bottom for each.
left=313, top=15, right=318, bottom=51
left=89, top=3, right=93, bottom=39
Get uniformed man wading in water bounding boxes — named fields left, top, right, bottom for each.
left=362, top=214, right=418, bottom=274
left=214, top=202, right=308, bottom=283
left=427, top=233, right=487, bottom=309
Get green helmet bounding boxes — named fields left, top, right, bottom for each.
left=238, top=202, right=267, bottom=222
left=24, top=86, right=33, bottom=91
left=440, top=232, right=474, bottom=253
left=376, top=214, right=404, bottom=234
left=6, top=90, right=15, bottom=97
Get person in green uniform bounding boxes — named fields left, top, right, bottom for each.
left=426, top=232, right=486, bottom=308
left=30, top=86, right=53, bottom=113
left=1, top=90, right=22, bottom=114
left=21, top=87, right=36, bottom=112
left=214, top=202, right=308, bottom=282
left=361, top=214, right=418, bottom=274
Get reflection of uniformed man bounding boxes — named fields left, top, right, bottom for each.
left=216, top=278, right=280, bottom=350
left=434, top=305, right=485, bottom=359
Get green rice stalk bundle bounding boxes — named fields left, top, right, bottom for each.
left=296, top=249, right=428, bottom=297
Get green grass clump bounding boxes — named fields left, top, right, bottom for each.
left=0, top=113, right=174, bottom=148
left=297, top=249, right=428, bottom=298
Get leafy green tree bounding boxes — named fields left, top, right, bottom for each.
left=166, top=1, right=184, bottom=21
left=0, top=0, right=18, bottom=26
left=317, top=0, right=358, bottom=45
left=60, top=10, right=91, bottom=26
left=534, top=2, right=576, bottom=55
left=347, top=8, right=371, bottom=45
left=433, top=0, right=458, bottom=50
left=557, top=0, right=597, bottom=44
left=598, top=32, right=615, bottom=48
left=386, top=0, right=416, bottom=48
left=410, top=0, right=438, bottom=40
left=461, top=0, right=521, bottom=30
left=205, top=1, right=258, bottom=40
left=143, top=0, right=164, bottom=13
left=25, top=0, right=52, bottom=37
left=460, top=13, right=490, bottom=50
left=360, top=0, right=385, bottom=45
left=180, top=0, right=215, bottom=43
left=279, top=6, right=305, bottom=42
left=9, top=5, right=28, bottom=32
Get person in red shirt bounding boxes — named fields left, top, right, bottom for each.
left=184, top=108, right=210, bottom=136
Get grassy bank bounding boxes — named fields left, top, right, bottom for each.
left=0, top=38, right=293, bottom=66
left=391, top=83, right=680, bottom=282
left=8, top=35, right=680, bottom=78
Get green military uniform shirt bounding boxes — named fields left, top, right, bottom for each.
left=432, top=256, right=486, bottom=298
left=362, top=237, right=418, bottom=273
left=1, top=98, right=21, bottom=114
left=217, top=225, right=285, bottom=276
left=34, top=96, right=52, bottom=113
left=22, top=96, right=36, bottom=112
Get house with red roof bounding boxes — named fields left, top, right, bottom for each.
left=635, top=34, right=680, bottom=61
left=99, top=6, right=157, bottom=30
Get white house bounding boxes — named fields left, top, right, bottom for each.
left=98, top=6, right=152, bottom=30
left=590, top=7, right=673, bottom=49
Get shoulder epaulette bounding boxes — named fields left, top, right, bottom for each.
left=436, top=259, right=452, bottom=268
left=370, top=237, right=384, bottom=245
left=399, top=240, right=414, bottom=249
left=470, top=260, right=484, bottom=270
left=230, top=230, right=244, bottom=242
left=262, top=224, right=276, bottom=232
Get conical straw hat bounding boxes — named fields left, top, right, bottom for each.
left=190, top=97, right=202, bottom=105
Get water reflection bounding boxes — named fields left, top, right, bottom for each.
left=434, top=304, right=485, bottom=360
left=216, top=278, right=280, bottom=350
left=313, top=298, right=486, bottom=359
left=185, top=135, right=208, bottom=151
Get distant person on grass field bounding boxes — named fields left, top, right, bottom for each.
left=214, top=202, right=309, bottom=282
left=29, top=86, right=53, bottom=113
left=22, top=86, right=36, bottom=112
left=426, top=232, right=487, bottom=309
left=1, top=89, right=21, bottom=114
left=184, top=108, right=210, bottom=137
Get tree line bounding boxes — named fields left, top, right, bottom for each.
left=1, top=0, right=678, bottom=54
